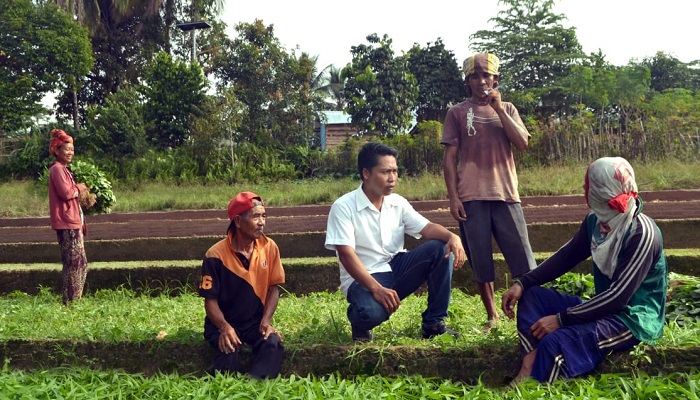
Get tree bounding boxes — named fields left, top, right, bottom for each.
left=315, top=64, right=347, bottom=111
left=0, top=0, right=93, bottom=133
left=469, top=0, right=584, bottom=117
left=560, top=51, right=617, bottom=116
left=213, top=20, right=323, bottom=147
left=640, top=51, right=694, bottom=93
left=52, top=0, right=224, bottom=124
left=142, top=52, right=207, bottom=149
left=84, top=86, right=148, bottom=160
left=342, top=33, right=418, bottom=136
left=405, top=38, right=466, bottom=122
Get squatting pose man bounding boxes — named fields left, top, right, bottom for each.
left=502, top=157, right=667, bottom=383
left=325, top=142, right=466, bottom=342
left=199, top=192, right=285, bottom=378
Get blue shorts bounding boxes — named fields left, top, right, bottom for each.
left=458, top=201, right=536, bottom=283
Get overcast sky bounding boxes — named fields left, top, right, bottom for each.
left=221, top=0, right=697, bottom=71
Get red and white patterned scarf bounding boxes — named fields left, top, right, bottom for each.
left=584, top=157, right=638, bottom=279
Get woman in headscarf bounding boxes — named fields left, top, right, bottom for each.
left=48, top=128, right=89, bottom=303
left=501, top=157, right=668, bottom=383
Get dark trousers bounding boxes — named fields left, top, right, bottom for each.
left=517, top=286, right=639, bottom=382
left=206, top=323, right=284, bottom=379
left=346, top=239, right=453, bottom=331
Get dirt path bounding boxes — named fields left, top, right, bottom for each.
left=1, top=190, right=698, bottom=243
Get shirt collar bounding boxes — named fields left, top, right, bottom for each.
left=354, top=183, right=398, bottom=212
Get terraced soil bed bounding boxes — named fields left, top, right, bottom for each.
left=2, top=190, right=699, bottom=243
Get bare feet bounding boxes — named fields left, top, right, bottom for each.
left=482, top=318, right=500, bottom=334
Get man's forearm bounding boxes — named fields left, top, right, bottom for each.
left=204, top=298, right=232, bottom=331
left=497, top=109, right=529, bottom=150
left=443, top=146, right=460, bottom=202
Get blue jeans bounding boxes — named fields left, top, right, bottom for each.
left=346, top=240, right=453, bottom=330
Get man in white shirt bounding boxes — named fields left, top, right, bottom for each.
left=325, top=142, right=466, bottom=341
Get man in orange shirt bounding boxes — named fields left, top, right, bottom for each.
left=199, top=192, right=285, bottom=378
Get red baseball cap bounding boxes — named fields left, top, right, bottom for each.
left=227, top=192, right=264, bottom=220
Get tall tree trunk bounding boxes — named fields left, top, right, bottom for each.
left=72, top=88, right=80, bottom=130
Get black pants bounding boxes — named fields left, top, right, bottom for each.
left=206, top=324, right=284, bottom=379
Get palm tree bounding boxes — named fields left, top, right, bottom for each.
left=315, top=64, right=346, bottom=111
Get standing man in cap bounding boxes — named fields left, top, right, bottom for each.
left=199, top=192, right=285, bottom=378
left=441, top=53, right=537, bottom=332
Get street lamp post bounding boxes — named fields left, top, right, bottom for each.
left=175, top=21, right=212, bottom=63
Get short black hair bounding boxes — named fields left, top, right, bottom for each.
left=357, top=142, right=398, bottom=180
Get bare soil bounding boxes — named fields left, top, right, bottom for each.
left=1, top=190, right=699, bottom=243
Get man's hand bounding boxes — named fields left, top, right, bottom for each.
left=530, top=315, right=561, bottom=339
left=487, top=88, right=504, bottom=112
left=445, top=234, right=466, bottom=271
left=501, top=283, right=523, bottom=319
left=218, top=324, right=242, bottom=354
left=372, top=286, right=401, bottom=314
left=260, top=322, right=281, bottom=341
left=449, top=197, right=467, bottom=222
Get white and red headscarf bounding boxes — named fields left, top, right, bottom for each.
left=585, top=157, right=638, bottom=279
left=49, top=129, right=73, bottom=157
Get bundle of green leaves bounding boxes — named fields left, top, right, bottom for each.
left=40, top=160, right=116, bottom=215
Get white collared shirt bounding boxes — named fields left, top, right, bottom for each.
left=325, top=184, right=430, bottom=295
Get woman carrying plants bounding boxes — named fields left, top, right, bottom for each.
left=48, top=128, right=90, bottom=304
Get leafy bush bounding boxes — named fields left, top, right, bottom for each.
left=543, top=273, right=595, bottom=300
left=666, top=274, right=700, bottom=326
left=39, top=159, right=116, bottom=215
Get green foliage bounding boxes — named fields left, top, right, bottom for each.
left=643, top=51, right=697, bottom=93
left=0, top=0, right=93, bottom=133
left=84, top=86, right=148, bottom=159
left=405, top=38, right=467, bottom=122
left=383, top=121, right=444, bottom=176
left=543, top=273, right=595, bottom=300
left=38, top=159, right=116, bottom=215
left=70, top=160, right=116, bottom=214
left=469, top=0, right=584, bottom=117
left=213, top=20, right=323, bottom=147
left=666, top=274, right=700, bottom=326
left=1, top=126, right=51, bottom=179
left=2, top=368, right=700, bottom=400
left=142, top=52, right=208, bottom=150
left=342, top=33, right=419, bottom=136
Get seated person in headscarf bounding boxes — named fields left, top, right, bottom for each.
left=501, top=157, right=668, bottom=383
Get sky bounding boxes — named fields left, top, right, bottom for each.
left=220, top=0, right=697, bottom=71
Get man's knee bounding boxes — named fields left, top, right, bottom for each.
left=258, top=333, right=284, bottom=353
left=348, top=301, right=388, bottom=330
left=425, top=239, right=449, bottom=258
left=211, top=351, right=241, bottom=374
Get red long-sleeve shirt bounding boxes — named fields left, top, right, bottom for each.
left=48, top=162, right=82, bottom=230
